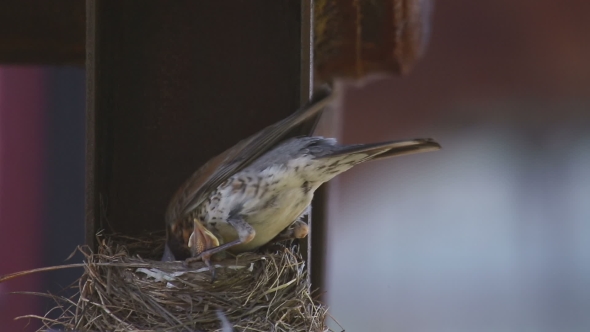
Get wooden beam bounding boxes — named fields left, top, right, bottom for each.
left=0, top=1, right=84, bottom=65
left=85, top=0, right=307, bottom=249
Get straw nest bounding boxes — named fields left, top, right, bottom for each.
left=12, top=232, right=336, bottom=332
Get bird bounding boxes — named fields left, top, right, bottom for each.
left=162, top=87, right=441, bottom=273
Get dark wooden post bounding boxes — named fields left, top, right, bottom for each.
left=86, top=0, right=321, bottom=270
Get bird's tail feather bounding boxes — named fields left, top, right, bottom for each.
left=319, top=138, right=441, bottom=160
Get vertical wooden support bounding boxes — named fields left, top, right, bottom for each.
left=86, top=1, right=325, bottom=284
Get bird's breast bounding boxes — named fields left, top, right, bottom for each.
left=203, top=166, right=315, bottom=252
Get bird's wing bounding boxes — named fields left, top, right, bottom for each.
left=165, top=88, right=334, bottom=225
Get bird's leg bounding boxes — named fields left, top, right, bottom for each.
left=184, top=218, right=221, bottom=279
left=187, top=218, right=221, bottom=256
left=272, top=220, right=309, bottom=242
left=258, top=220, right=309, bottom=253
left=185, top=216, right=255, bottom=281
left=268, top=207, right=310, bottom=244
left=196, top=215, right=255, bottom=258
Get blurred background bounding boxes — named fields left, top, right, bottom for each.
left=0, top=68, right=85, bottom=330
left=325, top=1, right=590, bottom=331
left=1, top=0, right=590, bottom=331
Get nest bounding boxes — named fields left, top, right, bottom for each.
left=9, top=233, right=337, bottom=332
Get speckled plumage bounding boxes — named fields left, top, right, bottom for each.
left=163, top=89, right=440, bottom=265
left=193, top=137, right=380, bottom=253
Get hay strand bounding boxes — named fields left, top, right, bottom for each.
left=2, top=233, right=335, bottom=331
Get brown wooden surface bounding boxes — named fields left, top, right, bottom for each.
left=0, top=1, right=84, bottom=64
left=315, top=0, right=433, bottom=81
left=86, top=0, right=305, bottom=247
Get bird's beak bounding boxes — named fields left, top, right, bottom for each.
left=188, top=218, right=220, bottom=257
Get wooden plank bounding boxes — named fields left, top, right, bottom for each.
left=0, top=1, right=84, bottom=64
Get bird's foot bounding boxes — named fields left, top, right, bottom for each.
left=183, top=252, right=217, bottom=283
left=269, top=220, right=309, bottom=243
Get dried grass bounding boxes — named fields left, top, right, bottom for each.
left=1, top=232, right=338, bottom=332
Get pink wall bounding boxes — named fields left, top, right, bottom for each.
left=0, top=68, right=46, bottom=331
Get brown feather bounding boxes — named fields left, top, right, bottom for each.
left=165, top=87, right=334, bottom=226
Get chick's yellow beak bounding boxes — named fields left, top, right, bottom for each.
left=188, top=218, right=220, bottom=257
